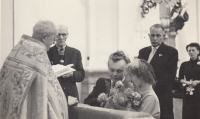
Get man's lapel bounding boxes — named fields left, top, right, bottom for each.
left=105, top=79, right=111, bottom=94
left=150, top=43, right=165, bottom=65
left=144, top=46, right=152, bottom=61
left=64, top=45, right=71, bottom=65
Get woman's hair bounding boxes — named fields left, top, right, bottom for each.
left=33, top=20, right=57, bottom=35
left=124, top=59, right=155, bottom=85
left=186, top=43, right=200, bottom=51
left=108, top=51, right=131, bottom=64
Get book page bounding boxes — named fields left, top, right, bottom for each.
left=52, top=64, right=75, bottom=77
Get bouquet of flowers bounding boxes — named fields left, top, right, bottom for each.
left=100, top=80, right=141, bottom=110
left=182, top=76, right=195, bottom=95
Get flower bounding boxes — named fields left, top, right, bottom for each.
left=159, top=54, right=162, bottom=57
left=102, top=81, right=141, bottom=110
left=115, top=81, right=124, bottom=89
left=186, top=86, right=194, bottom=95
left=141, top=0, right=157, bottom=18
left=197, top=61, right=200, bottom=65
left=185, top=79, right=195, bottom=95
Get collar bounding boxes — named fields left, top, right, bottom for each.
left=22, top=34, right=47, bottom=51
left=56, top=44, right=66, bottom=51
left=190, top=57, right=199, bottom=63
left=139, top=85, right=153, bottom=96
left=151, top=45, right=160, bottom=51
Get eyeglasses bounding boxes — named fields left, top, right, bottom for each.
left=109, top=69, right=124, bottom=74
left=149, top=34, right=162, bottom=38
left=57, top=33, right=69, bottom=36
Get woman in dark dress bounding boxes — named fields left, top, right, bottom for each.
left=179, top=43, right=200, bottom=119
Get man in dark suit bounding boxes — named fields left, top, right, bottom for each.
left=84, top=51, right=130, bottom=107
left=48, top=25, right=85, bottom=101
left=138, top=24, right=178, bottom=119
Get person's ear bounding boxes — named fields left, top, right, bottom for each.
left=43, top=34, right=48, bottom=39
left=42, top=34, right=48, bottom=42
left=163, top=33, right=166, bottom=38
left=197, top=50, right=200, bottom=55
left=148, top=33, right=151, bottom=38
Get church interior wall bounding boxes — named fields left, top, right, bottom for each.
left=1, top=0, right=200, bottom=104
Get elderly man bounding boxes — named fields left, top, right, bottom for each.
left=0, top=20, right=76, bottom=119
left=84, top=51, right=130, bottom=107
left=48, top=25, right=85, bottom=101
left=138, top=24, right=178, bottom=119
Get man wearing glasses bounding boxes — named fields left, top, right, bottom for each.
left=48, top=25, right=85, bottom=102
left=138, top=24, right=178, bottom=119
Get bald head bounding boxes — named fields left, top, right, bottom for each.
left=33, top=20, right=57, bottom=36
left=57, top=25, right=68, bottom=34
left=32, top=20, right=57, bottom=50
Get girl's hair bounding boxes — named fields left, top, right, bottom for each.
left=124, top=59, right=156, bottom=85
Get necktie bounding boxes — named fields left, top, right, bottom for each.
left=148, top=47, right=157, bottom=63
left=59, top=47, right=64, bottom=64
left=59, top=47, right=64, bottom=55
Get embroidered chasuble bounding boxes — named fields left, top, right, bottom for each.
left=0, top=35, right=68, bottom=119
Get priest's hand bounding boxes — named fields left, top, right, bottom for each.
left=68, top=96, right=78, bottom=106
left=62, top=72, right=73, bottom=78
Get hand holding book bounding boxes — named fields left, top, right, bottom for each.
left=52, top=64, right=76, bottom=77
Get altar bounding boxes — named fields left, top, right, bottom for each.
left=69, top=103, right=154, bottom=119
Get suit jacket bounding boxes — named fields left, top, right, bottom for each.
left=138, top=43, right=178, bottom=90
left=138, top=43, right=178, bottom=119
left=84, top=78, right=111, bottom=107
left=48, top=45, right=85, bottom=100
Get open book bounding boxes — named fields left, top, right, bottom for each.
left=52, top=64, right=75, bottom=77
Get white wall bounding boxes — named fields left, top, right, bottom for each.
left=86, top=0, right=160, bottom=71
left=0, top=0, right=1, bottom=68
left=1, top=0, right=200, bottom=100
left=14, top=0, right=40, bottom=44
left=1, top=0, right=14, bottom=68
left=198, top=0, right=200, bottom=42
left=2, top=0, right=199, bottom=71
left=14, top=0, right=87, bottom=66
left=2, top=0, right=88, bottom=99
left=176, top=0, right=200, bottom=71
left=86, top=0, right=119, bottom=71
left=118, top=0, right=160, bottom=60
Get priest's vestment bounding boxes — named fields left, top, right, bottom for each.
left=0, top=35, right=68, bottom=119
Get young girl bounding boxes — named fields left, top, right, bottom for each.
left=124, top=59, right=160, bottom=119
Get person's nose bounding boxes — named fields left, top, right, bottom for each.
left=152, top=36, right=158, bottom=40
left=113, top=71, right=117, bottom=76
left=58, top=35, right=64, bottom=40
